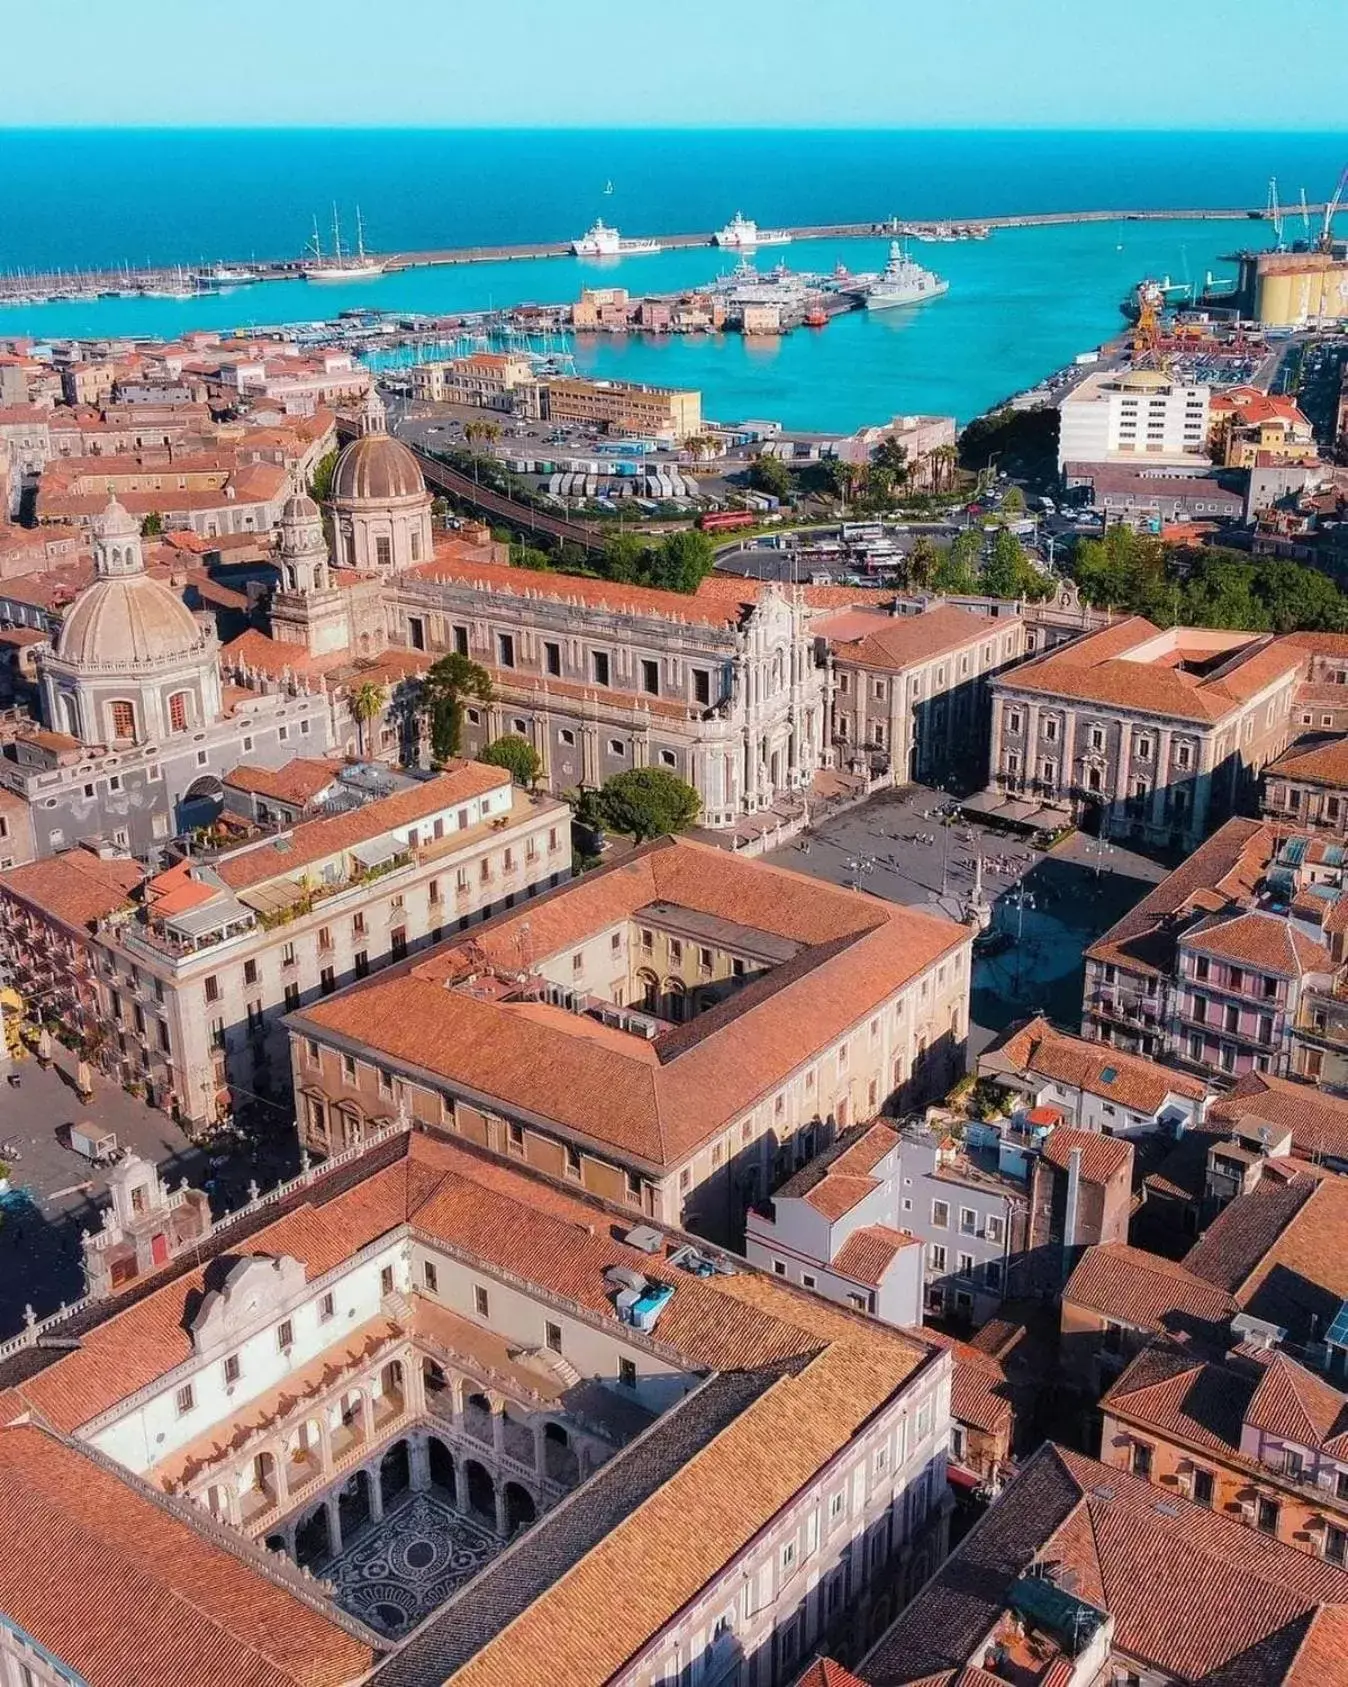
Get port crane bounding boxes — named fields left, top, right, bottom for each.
left=1267, top=177, right=1285, bottom=251
left=1318, top=165, right=1348, bottom=252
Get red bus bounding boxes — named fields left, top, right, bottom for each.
left=698, top=509, right=756, bottom=533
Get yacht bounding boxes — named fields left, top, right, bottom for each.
left=304, top=207, right=387, bottom=282
left=196, top=262, right=260, bottom=288
left=863, top=242, right=949, bottom=311
left=571, top=219, right=662, bottom=257
left=713, top=211, right=791, bottom=248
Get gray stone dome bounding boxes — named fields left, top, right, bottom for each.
left=331, top=433, right=427, bottom=506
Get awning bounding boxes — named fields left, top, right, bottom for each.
left=350, top=834, right=403, bottom=871
left=946, top=1465, right=980, bottom=1491
left=164, top=894, right=253, bottom=940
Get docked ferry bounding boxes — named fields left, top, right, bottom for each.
left=863, top=242, right=949, bottom=311
left=713, top=212, right=792, bottom=249
left=571, top=219, right=662, bottom=257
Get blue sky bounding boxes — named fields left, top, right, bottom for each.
left=7, top=0, right=1346, bottom=127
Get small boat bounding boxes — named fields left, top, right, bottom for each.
left=805, top=304, right=829, bottom=327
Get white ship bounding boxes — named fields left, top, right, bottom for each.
left=571, top=219, right=662, bottom=257
left=863, top=242, right=949, bottom=311
left=713, top=211, right=792, bottom=248
left=197, top=263, right=260, bottom=288
left=304, top=207, right=386, bottom=282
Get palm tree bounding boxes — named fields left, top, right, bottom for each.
left=420, top=652, right=493, bottom=766
left=348, top=679, right=387, bottom=760
left=828, top=458, right=863, bottom=514
left=464, top=417, right=502, bottom=487
left=931, top=442, right=960, bottom=496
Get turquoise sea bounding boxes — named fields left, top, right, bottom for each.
left=2, top=129, right=1345, bottom=430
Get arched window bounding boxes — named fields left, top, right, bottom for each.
left=168, top=691, right=190, bottom=733
left=109, top=700, right=135, bottom=741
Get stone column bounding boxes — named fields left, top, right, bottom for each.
left=1114, top=723, right=1132, bottom=832
left=990, top=694, right=1006, bottom=784
left=325, top=1494, right=343, bottom=1555
left=369, top=1467, right=385, bottom=1523
left=410, top=1435, right=431, bottom=1492
left=272, top=1446, right=289, bottom=1506
left=532, top=1424, right=546, bottom=1472
left=319, top=1417, right=334, bottom=1476
left=494, top=1486, right=509, bottom=1537
left=359, top=1392, right=374, bottom=1445
left=1060, top=711, right=1077, bottom=804
left=491, top=1401, right=505, bottom=1459
left=1150, top=727, right=1174, bottom=831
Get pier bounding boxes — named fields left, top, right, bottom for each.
left=0, top=203, right=1319, bottom=306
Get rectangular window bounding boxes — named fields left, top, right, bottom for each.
left=1257, top=1496, right=1279, bottom=1534
left=319, top=1291, right=335, bottom=1322
left=693, top=668, right=711, bottom=706
left=423, top=1260, right=438, bottom=1293
left=380, top=1265, right=394, bottom=1296
left=223, top=1354, right=241, bottom=1386
left=565, top=1144, right=582, bottom=1179
left=619, top=1357, right=637, bottom=1389
left=1192, top=1467, right=1214, bottom=1507
left=931, top=1199, right=949, bottom=1229
left=454, top=624, right=469, bottom=657
left=496, top=632, right=515, bottom=668
left=475, top=1284, right=490, bottom=1318
left=204, top=975, right=220, bottom=1003
left=959, top=1206, right=977, bottom=1236
left=1131, top=1441, right=1153, bottom=1479
left=175, top=1383, right=195, bottom=1416
left=277, top=1319, right=294, bottom=1351
left=591, top=650, right=610, bottom=687
left=545, top=1320, right=563, bottom=1354
left=544, top=640, right=562, bottom=677
left=641, top=659, right=659, bottom=696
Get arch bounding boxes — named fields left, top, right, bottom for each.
left=264, top=1532, right=287, bottom=1555
left=379, top=1438, right=411, bottom=1506
left=463, top=1391, right=495, bottom=1444
left=503, top=1481, right=536, bottom=1535
left=637, top=969, right=660, bottom=1013
left=338, top=1468, right=372, bottom=1539
left=378, top=1356, right=405, bottom=1399
left=294, top=1504, right=331, bottom=1568
left=663, top=978, right=687, bottom=1022
left=422, top=1357, right=447, bottom=1397
left=204, top=1482, right=232, bottom=1522
left=427, top=1435, right=456, bottom=1500
left=542, top=1421, right=580, bottom=1485
left=463, top=1457, right=495, bottom=1524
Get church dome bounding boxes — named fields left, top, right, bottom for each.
left=331, top=433, right=427, bottom=505
left=280, top=490, right=322, bottom=523
left=56, top=573, right=212, bottom=673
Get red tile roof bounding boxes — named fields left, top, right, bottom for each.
left=1062, top=1241, right=1236, bottom=1335
left=223, top=757, right=344, bottom=806
left=831, top=1224, right=920, bottom=1287
left=295, top=841, right=967, bottom=1169
left=1040, top=1127, right=1134, bottom=1186
left=1267, top=733, right=1348, bottom=790
left=988, top=1014, right=1206, bottom=1113
left=0, top=850, right=144, bottom=930
left=1183, top=910, right=1332, bottom=975
left=1210, top=1073, right=1348, bottom=1166
left=822, top=605, right=1011, bottom=672
left=0, top=1423, right=374, bottom=1687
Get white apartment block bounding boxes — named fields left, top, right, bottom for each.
left=1057, top=367, right=1210, bottom=472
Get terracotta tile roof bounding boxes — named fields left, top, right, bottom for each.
left=1062, top=1241, right=1236, bottom=1337
left=1247, top=1351, right=1348, bottom=1452
left=831, top=1224, right=920, bottom=1287
left=1142, top=1126, right=1227, bottom=1203
left=0, top=850, right=144, bottom=930
left=1086, top=818, right=1273, bottom=976
left=822, top=605, right=1011, bottom=672
left=1183, top=909, right=1333, bottom=975
left=860, top=1443, right=1348, bottom=1687
left=0, top=1422, right=374, bottom=1687
left=920, top=1329, right=1015, bottom=1435
left=215, top=762, right=508, bottom=892
left=997, top=618, right=1309, bottom=726
left=1101, top=1341, right=1253, bottom=1460
left=796, top=1664, right=869, bottom=1687
left=1183, top=1173, right=1322, bottom=1299
left=989, top=1014, right=1206, bottom=1113
left=1221, top=1177, right=1348, bottom=1345
left=1268, top=733, right=1348, bottom=789
left=1040, top=1127, right=1134, bottom=1186
left=223, top=757, right=344, bottom=806
left=295, top=842, right=966, bottom=1169
left=1210, top=1073, right=1348, bottom=1166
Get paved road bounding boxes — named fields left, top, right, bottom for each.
left=766, top=785, right=1167, bottom=1056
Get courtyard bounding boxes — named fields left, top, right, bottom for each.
left=766, top=784, right=1169, bottom=1055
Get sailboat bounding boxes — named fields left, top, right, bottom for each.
left=304, top=206, right=386, bottom=282
left=604, top=180, right=614, bottom=195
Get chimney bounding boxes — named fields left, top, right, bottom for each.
left=1062, top=1145, right=1083, bottom=1281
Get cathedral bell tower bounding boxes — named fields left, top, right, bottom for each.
left=269, top=491, right=350, bottom=658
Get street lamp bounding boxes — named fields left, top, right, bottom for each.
left=1006, top=884, right=1036, bottom=999
left=845, top=855, right=877, bottom=894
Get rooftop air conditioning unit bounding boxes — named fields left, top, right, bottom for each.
left=624, top=1224, right=664, bottom=1255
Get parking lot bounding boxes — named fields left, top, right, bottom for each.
left=767, top=784, right=1168, bottom=1056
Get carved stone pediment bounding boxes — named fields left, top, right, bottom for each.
left=190, top=1254, right=306, bottom=1354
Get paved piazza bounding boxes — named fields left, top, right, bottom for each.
left=322, top=1492, right=501, bottom=1636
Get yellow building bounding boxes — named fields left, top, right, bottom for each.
left=543, top=376, right=701, bottom=440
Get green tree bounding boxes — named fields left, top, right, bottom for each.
left=348, top=679, right=387, bottom=760
left=649, top=529, right=715, bottom=594
left=872, top=437, right=910, bottom=485
left=1000, top=485, right=1026, bottom=515
left=140, top=510, right=164, bottom=537
left=903, top=535, right=940, bottom=593
left=481, top=733, right=543, bottom=787
left=827, top=457, right=864, bottom=512
left=597, top=767, right=701, bottom=841
left=308, top=449, right=339, bottom=504
left=934, top=530, right=982, bottom=595
left=464, top=418, right=502, bottom=486
left=420, top=652, right=493, bottom=765
left=748, top=454, right=793, bottom=500
left=983, top=529, right=1042, bottom=600
left=600, top=530, right=651, bottom=584
left=510, top=543, right=553, bottom=572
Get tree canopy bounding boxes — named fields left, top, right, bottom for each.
left=595, top=767, right=701, bottom=841
left=933, top=529, right=983, bottom=595
left=748, top=454, right=793, bottom=500
left=308, top=449, right=339, bottom=505
left=480, top=733, right=542, bottom=787
left=1069, top=527, right=1348, bottom=633
left=420, top=652, right=493, bottom=765
left=983, top=529, right=1049, bottom=601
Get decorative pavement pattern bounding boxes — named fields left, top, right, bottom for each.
left=323, top=1491, right=502, bottom=1635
